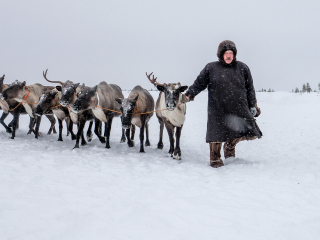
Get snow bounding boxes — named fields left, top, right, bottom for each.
left=0, top=91, right=320, bottom=240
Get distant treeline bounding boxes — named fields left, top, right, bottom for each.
left=257, top=88, right=274, bottom=92
left=292, top=83, right=319, bottom=93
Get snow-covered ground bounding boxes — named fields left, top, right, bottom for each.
left=0, top=91, right=320, bottom=240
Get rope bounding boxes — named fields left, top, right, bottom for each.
left=3, top=90, right=32, bottom=112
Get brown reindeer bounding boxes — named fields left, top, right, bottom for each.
left=115, top=85, right=155, bottom=152
left=0, top=80, right=57, bottom=138
left=146, top=72, right=188, bottom=159
left=42, top=70, right=106, bottom=148
left=70, top=81, right=126, bottom=148
left=35, top=89, right=76, bottom=141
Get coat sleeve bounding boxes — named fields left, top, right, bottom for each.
left=185, top=64, right=210, bottom=100
left=243, top=64, right=257, bottom=108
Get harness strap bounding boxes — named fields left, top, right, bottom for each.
left=7, top=90, right=31, bottom=112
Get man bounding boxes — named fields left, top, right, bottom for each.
left=185, top=40, right=262, bottom=168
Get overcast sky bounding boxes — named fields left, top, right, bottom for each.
left=1, top=0, right=319, bottom=92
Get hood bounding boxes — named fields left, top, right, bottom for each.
left=217, top=40, right=237, bottom=66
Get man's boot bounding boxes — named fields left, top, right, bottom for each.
left=209, top=142, right=224, bottom=168
left=223, top=137, right=243, bottom=159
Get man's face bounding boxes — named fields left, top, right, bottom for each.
left=223, top=50, right=234, bottom=64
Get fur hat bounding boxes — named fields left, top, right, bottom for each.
left=217, top=40, right=237, bottom=65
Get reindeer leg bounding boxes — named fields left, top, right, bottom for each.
left=120, top=128, right=126, bottom=143
left=173, top=125, right=183, bottom=160
left=105, top=117, right=113, bottom=148
left=126, top=128, right=134, bottom=147
left=58, top=118, right=63, bottom=141
left=94, top=118, right=106, bottom=143
left=11, top=112, right=20, bottom=139
left=34, top=115, right=42, bottom=139
left=68, top=119, right=76, bottom=140
left=74, top=119, right=85, bottom=148
left=28, top=117, right=35, bottom=135
left=131, top=125, right=135, bottom=140
left=87, top=120, right=93, bottom=142
left=145, top=122, right=151, bottom=146
left=46, top=115, right=56, bottom=135
left=164, top=121, right=175, bottom=156
left=157, top=119, right=164, bottom=149
left=139, top=118, right=146, bottom=153
left=0, top=112, right=12, bottom=133
left=66, top=118, right=70, bottom=136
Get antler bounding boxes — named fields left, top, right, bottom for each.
left=146, top=72, right=165, bottom=86
left=43, top=69, right=64, bottom=85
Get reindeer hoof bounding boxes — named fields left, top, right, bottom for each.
left=157, top=142, right=163, bottom=149
left=6, top=128, right=12, bottom=133
left=58, top=138, right=63, bottom=141
left=173, top=153, right=181, bottom=160
left=120, top=138, right=126, bottom=143
left=128, top=141, right=135, bottom=148
left=81, top=141, right=87, bottom=146
left=100, top=137, right=106, bottom=144
left=145, top=140, right=151, bottom=147
left=87, top=134, right=93, bottom=142
left=139, top=149, right=145, bottom=153
left=71, top=135, right=76, bottom=140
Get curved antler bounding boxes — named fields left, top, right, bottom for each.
left=43, top=69, right=64, bottom=85
left=146, top=72, right=165, bottom=86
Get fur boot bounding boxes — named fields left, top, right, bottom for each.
left=209, top=142, right=224, bottom=168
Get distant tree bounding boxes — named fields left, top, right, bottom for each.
left=306, top=83, right=312, bottom=93
left=318, top=83, right=320, bottom=92
left=314, top=89, right=317, bottom=92
left=302, top=84, right=307, bottom=93
left=295, top=87, right=299, bottom=93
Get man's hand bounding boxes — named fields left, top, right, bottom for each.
left=250, top=107, right=257, bottom=117
left=181, top=94, right=190, bottom=103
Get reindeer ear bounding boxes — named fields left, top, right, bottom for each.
left=179, top=86, right=188, bottom=93
left=156, top=85, right=165, bottom=92
left=115, top=98, right=123, bottom=104
left=133, top=95, right=139, bottom=102
left=21, top=81, right=26, bottom=87
left=93, top=85, right=98, bottom=92
left=74, top=83, right=80, bottom=89
left=56, top=86, right=62, bottom=91
left=0, top=75, right=4, bottom=82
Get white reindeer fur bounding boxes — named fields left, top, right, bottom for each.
left=156, top=92, right=186, bottom=127
left=92, top=91, right=108, bottom=123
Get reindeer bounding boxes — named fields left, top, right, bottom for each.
left=71, top=81, right=126, bottom=148
left=115, top=85, right=155, bottom=152
left=0, top=80, right=57, bottom=139
left=146, top=72, right=188, bottom=159
left=35, top=89, right=76, bottom=141
left=42, top=69, right=106, bottom=148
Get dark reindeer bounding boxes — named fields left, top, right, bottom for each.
left=35, top=89, right=76, bottom=141
left=0, top=80, right=57, bottom=139
left=42, top=69, right=103, bottom=148
left=146, top=72, right=188, bottom=159
left=115, top=85, right=155, bottom=153
left=71, top=81, right=125, bottom=148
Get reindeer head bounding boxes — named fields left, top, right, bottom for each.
left=43, top=69, right=80, bottom=107
left=71, top=84, right=98, bottom=113
left=1, top=80, right=27, bottom=101
left=115, top=95, right=139, bottom=129
left=35, top=91, right=59, bottom=116
left=146, top=72, right=188, bottom=111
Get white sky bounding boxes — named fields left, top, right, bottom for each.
left=1, top=0, right=319, bottom=91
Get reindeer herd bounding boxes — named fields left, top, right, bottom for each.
left=0, top=71, right=189, bottom=159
